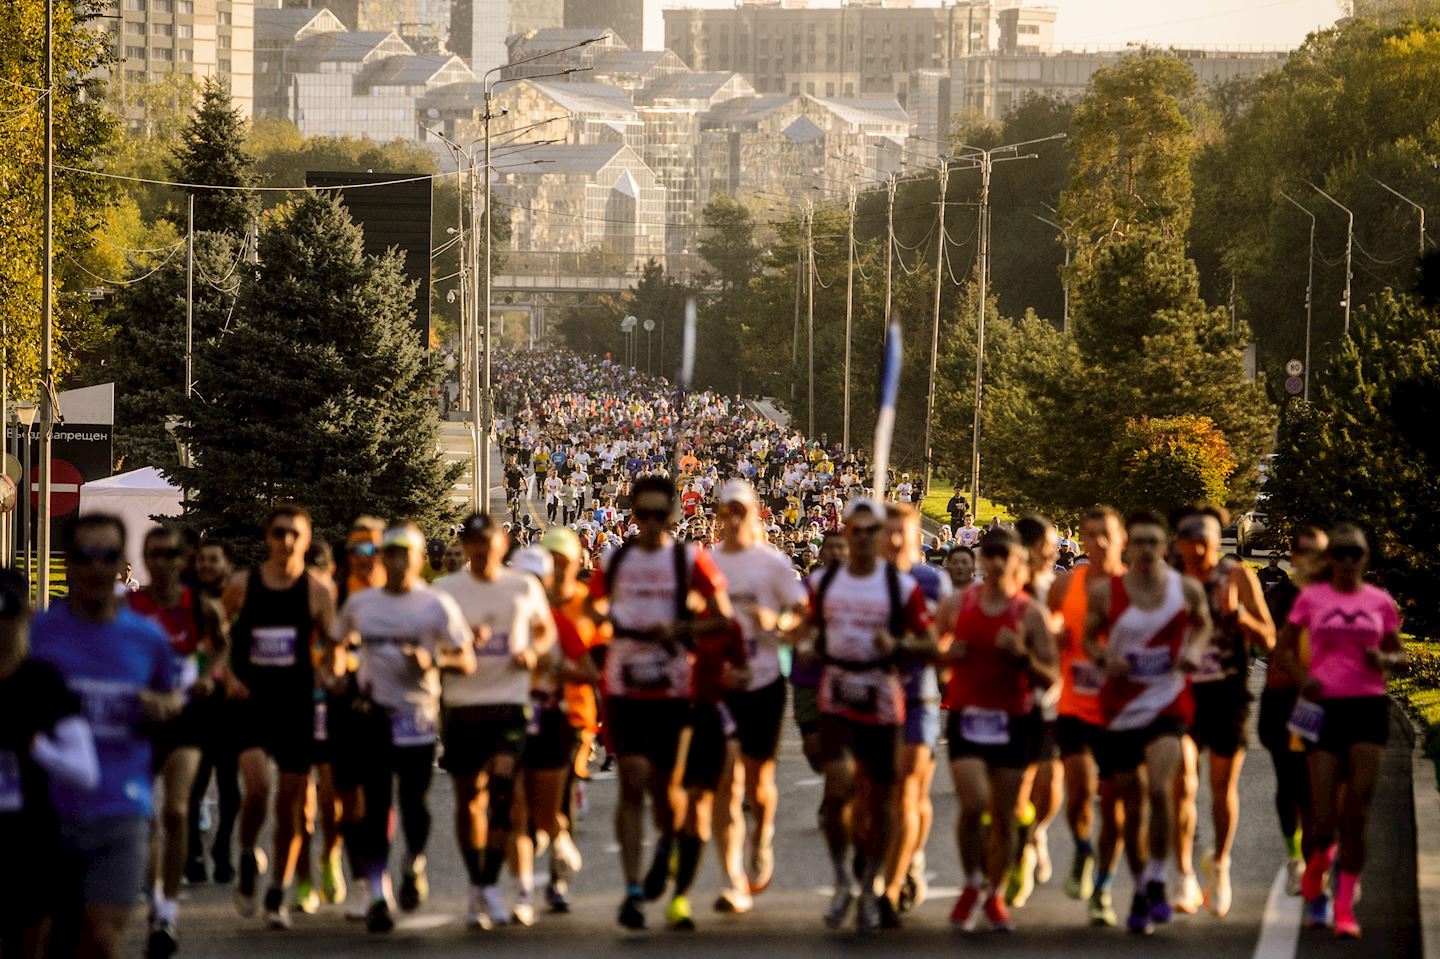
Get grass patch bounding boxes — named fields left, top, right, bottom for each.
left=919, top=482, right=1015, bottom=529
left=1391, top=638, right=1440, bottom=790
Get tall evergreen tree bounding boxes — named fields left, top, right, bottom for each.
left=167, top=75, right=259, bottom=235
left=174, top=194, right=459, bottom=553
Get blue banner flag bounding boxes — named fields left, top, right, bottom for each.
left=872, top=320, right=902, bottom=501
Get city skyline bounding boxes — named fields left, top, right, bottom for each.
left=643, top=0, right=1342, bottom=53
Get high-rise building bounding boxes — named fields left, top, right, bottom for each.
left=562, top=0, right=642, bottom=50
left=107, top=0, right=256, bottom=121
left=450, top=0, right=561, bottom=77
left=663, top=1, right=1041, bottom=108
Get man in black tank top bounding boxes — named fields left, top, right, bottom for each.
left=218, top=506, right=338, bottom=931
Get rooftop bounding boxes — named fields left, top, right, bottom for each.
left=254, top=7, right=345, bottom=42
left=637, top=71, right=752, bottom=104
left=492, top=143, right=629, bottom=176
left=812, top=95, right=909, bottom=126
left=294, top=30, right=411, bottom=64
left=528, top=80, right=637, bottom=116
left=363, top=53, right=471, bottom=87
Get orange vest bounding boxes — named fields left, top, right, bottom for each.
left=1056, top=565, right=1106, bottom=726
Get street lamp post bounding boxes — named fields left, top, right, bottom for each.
left=1030, top=211, right=1070, bottom=332
left=1306, top=180, right=1354, bottom=336
left=15, top=402, right=38, bottom=601
left=644, top=318, right=655, bottom=373
left=922, top=158, right=948, bottom=498
left=1370, top=175, right=1427, bottom=259
left=1279, top=190, right=1316, bottom=403
left=37, top=0, right=54, bottom=607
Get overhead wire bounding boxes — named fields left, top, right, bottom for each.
left=63, top=244, right=186, bottom=286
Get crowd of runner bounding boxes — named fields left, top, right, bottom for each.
left=0, top=348, right=1406, bottom=957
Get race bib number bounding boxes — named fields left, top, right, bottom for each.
left=830, top=673, right=878, bottom=714
left=251, top=626, right=298, bottom=668
left=390, top=707, right=438, bottom=747
left=1286, top=700, right=1325, bottom=744
left=476, top=628, right=510, bottom=657
left=71, top=677, right=141, bottom=740
left=1127, top=648, right=1172, bottom=680
left=1070, top=660, right=1103, bottom=696
left=622, top=654, right=671, bottom=692
left=313, top=700, right=328, bottom=743
left=0, top=751, right=21, bottom=813
left=959, top=707, right=1010, bottom=746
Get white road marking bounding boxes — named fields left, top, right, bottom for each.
left=1252, top=865, right=1302, bottom=959
left=795, top=777, right=823, bottom=787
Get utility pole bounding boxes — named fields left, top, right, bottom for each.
left=971, top=154, right=990, bottom=509
left=36, top=0, right=54, bottom=607
left=805, top=196, right=815, bottom=439
left=883, top=173, right=896, bottom=328
left=923, top=158, right=948, bottom=497
left=843, top=182, right=856, bottom=452
left=791, top=235, right=801, bottom=407
left=1370, top=176, right=1427, bottom=259
left=1307, top=180, right=1353, bottom=336
left=1279, top=190, right=1317, bottom=404
left=186, top=195, right=194, bottom=400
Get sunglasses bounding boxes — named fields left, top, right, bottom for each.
left=633, top=508, right=669, bottom=522
left=350, top=542, right=378, bottom=557
left=146, top=547, right=184, bottom=561
left=848, top=524, right=881, bottom=536
left=1129, top=535, right=1165, bottom=548
left=1328, top=545, right=1366, bottom=561
left=69, top=546, right=122, bottom=566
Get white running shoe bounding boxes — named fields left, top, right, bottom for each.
left=1210, top=861, right=1233, bottom=918
left=512, top=887, right=535, bottom=928
left=345, top=879, right=371, bottom=921
left=1034, top=836, right=1053, bottom=885
left=554, top=831, right=583, bottom=874
left=1174, top=871, right=1204, bottom=914
left=482, top=884, right=510, bottom=927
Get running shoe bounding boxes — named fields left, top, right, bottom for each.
left=1088, top=889, right=1118, bottom=927
left=466, top=885, right=491, bottom=930
left=618, top=894, right=647, bottom=930
left=1066, top=849, right=1096, bottom=901
left=321, top=856, right=346, bottom=905
left=365, top=898, right=394, bottom=934
left=145, top=918, right=179, bottom=959
left=212, top=853, right=236, bottom=886
left=512, top=887, right=535, bottom=928
left=234, top=848, right=266, bottom=918
left=643, top=845, right=674, bottom=901
left=1173, top=871, right=1203, bottom=915
left=1006, top=844, right=1038, bottom=907
left=346, top=880, right=370, bottom=921
left=481, top=885, right=509, bottom=927
left=263, top=887, right=291, bottom=930
left=714, top=886, right=753, bottom=914
left=1146, top=880, right=1173, bottom=925
left=1333, top=901, right=1361, bottom=941
left=983, top=893, right=1015, bottom=932
left=292, top=879, right=319, bottom=915
left=666, top=894, right=695, bottom=930
left=856, top=891, right=882, bottom=933
left=1127, top=893, right=1154, bottom=935
left=749, top=831, right=776, bottom=894
left=553, top=831, right=583, bottom=875
left=907, top=851, right=929, bottom=908
left=877, top=894, right=901, bottom=929
left=1208, top=860, right=1232, bottom=918
left=184, top=856, right=208, bottom=885
left=1303, top=894, right=1331, bottom=929
left=950, top=887, right=981, bottom=931
left=1034, top=838, right=1053, bottom=885
left=1284, top=858, right=1304, bottom=898
left=824, top=884, right=856, bottom=929
left=399, top=859, right=428, bottom=912
left=545, top=879, right=571, bottom=914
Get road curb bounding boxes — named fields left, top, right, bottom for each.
left=1408, top=712, right=1439, bottom=959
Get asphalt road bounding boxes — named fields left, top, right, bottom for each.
left=138, top=667, right=1422, bottom=959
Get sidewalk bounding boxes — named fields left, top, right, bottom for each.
left=1411, top=713, right=1439, bottom=959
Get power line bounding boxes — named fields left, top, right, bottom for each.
left=63, top=245, right=186, bottom=286
left=58, top=165, right=440, bottom=192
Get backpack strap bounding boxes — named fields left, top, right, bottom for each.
left=812, top=561, right=844, bottom=663
left=885, top=562, right=905, bottom=641
left=673, top=541, right=693, bottom=624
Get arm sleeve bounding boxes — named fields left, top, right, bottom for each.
left=437, top=594, right=471, bottom=651
left=1380, top=591, right=1402, bottom=634
left=31, top=716, right=100, bottom=793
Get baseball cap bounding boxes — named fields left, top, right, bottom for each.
left=540, top=526, right=582, bottom=563
left=0, top=568, right=28, bottom=619
left=718, top=479, right=757, bottom=508
left=843, top=498, right=884, bottom=523
left=460, top=512, right=503, bottom=540
left=511, top=546, right=554, bottom=581
left=380, top=525, right=426, bottom=553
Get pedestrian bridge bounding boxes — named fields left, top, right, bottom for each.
left=490, top=251, right=702, bottom=295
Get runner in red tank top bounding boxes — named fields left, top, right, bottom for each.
left=1082, top=512, right=1211, bottom=936
left=935, top=527, right=1057, bottom=932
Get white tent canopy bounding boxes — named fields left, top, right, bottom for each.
left=78, top=467, right=182, bottom=586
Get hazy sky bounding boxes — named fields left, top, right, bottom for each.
left=644, top=0, right=1343, bottom=53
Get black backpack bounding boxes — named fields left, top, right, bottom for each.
left=812, top=561, right=905, bottom=670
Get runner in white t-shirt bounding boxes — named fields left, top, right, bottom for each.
left=434, top=513, right=555, bottom=930
left=710, top=480, right=807, bottom=912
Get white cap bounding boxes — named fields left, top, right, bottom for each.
left=511, top=546, right=553, bottom=581
left=843, top=498, right=885, bottom=523
left=718, top=479, right=758, bottom=507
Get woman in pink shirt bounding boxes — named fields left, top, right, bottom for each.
left=1278, top=523, right=1405, bottom=940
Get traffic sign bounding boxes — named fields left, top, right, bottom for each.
left=0, top=475, right=14, bottom=514
left=1285, top=376, right=1304, bottom=396
left=28, top=458, right=84, bottom=516
left=1286, top=359, right=1304, bottom=376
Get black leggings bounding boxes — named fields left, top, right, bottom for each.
left=350, top=712, right=436, bottom=871
left=1259, top=688, right=1311, bottom=840
left=189, top=742, right=240, bottom=866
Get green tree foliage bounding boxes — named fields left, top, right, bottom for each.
left=695, top=195, right=760, bottom=392
left=1263, top=291, right=1440, bottom=631
left=1191, top=19, right=1440, bottom=386
left=167, top=76, right=259, bottom=235
left=0, top=0, right=118, bottom=396
left=1110, top=415, right=1237, bottom=517
left=559, top=260, right=688, bottom=372
left=174, top=194, right=459, bottom=552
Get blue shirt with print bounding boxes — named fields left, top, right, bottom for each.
left=30, top=601, right=178, bottom=822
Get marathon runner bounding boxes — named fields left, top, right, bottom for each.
left=32, top=515, right=183, bottom=959
left=879, top=502, right=950, bottom=926
left=434, top=512, right=555, bottom=929
left=1083, top=511, right=1212, bottom=935
left=219, top=505, right=339, bottom=930
left=790, top=530, right=847, bottom=777
left=185, top=539, right=238, bottom=888
left=794, top=498, right=933, bottom=933
left=331, top=522, right=473, bottom=933
left=128, top=525, right=228, bottom=958
left=944, top=544, right=978, bottom=590
left=0, top=566, right=100, bottom=959
left=585, top=475, right=733, bottom=931
left=936, top=527, right=1056, bottom=932
left=1280, top=524, right=1404, bottom=939
left=1049, top=507, right=1128, bottom=925
left=711, top=479, right=806, bottom=913
left=1172, top=507, right=1274, bottom=918
left=1257, top=527, right=1327, bottom=895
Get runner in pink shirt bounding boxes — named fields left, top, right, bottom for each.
left=1278, top=523, right=1405, bottom=940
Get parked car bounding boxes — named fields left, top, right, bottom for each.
left=1236, top=510, right=1268, bottom=556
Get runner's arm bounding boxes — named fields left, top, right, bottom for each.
left=1231, top=565, right=1276, bottom=654
left=1019, top=601, right=1060, bottom=686
left=1082, top=577, right=1111, bottom=665
left=933, top=591, right=964, bottom=663
left=1178, top=576, right=1214, bottom=672
left=220, top=570, right=247, bottom=622
left=1277, top=621, right=1309, bottom=691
